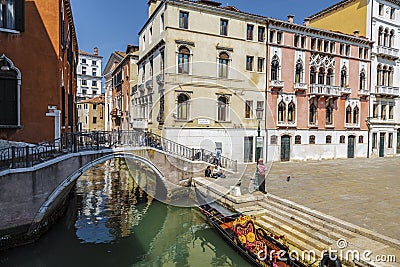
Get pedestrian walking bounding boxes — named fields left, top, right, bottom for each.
left=257, top=158, right=267, bottom=193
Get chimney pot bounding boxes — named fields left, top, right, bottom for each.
left=94, top=47, right=98, bottom=56
left=287, top=15, right=294, bottom=23
left=354, top=30, right=360, bottom=37
left=303, top=18, right=310, bottom=27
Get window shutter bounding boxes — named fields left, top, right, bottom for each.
left=15, top=0, right=25, bottom=32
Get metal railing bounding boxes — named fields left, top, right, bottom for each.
left=0, top=130, right=238, bottom=172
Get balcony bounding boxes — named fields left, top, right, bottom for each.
left=270, top=80, right=284, bottom=89
left=294, top=82, right=308, bottom=91
left=358, top=89, right=370, bottom=97
left=374, top=85, right=400, bottom=97
left=145, top=79, right=153, bottom=90
left=340, top=87, right=351, bottom=95
left=309, top=84, right=341, bottom=97
left=345, top=123, right=360, bottom=129
left=277, top=121, right=296, bottom=128
left=376, top=46, right=399, bottom=60
left=156, top=74, right=165, bottom=85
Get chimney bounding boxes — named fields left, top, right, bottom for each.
left=94, top=47, right=98, bottom=56
left=287, top=15, right=294, bottom=23
left=354, top=30, right=360, bottom=37
left=303, top=18, right=310, bottom=26
left=148, top=0, right=161, bottom=18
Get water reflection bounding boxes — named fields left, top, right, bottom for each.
left=0, top=159, right=251, bottom=267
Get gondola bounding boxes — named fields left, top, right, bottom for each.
left=196, top=191, right=342, bottom=267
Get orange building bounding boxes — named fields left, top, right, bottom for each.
left=103, top=45, right=139, bottom=131
left=0, top=0, right=78, bottom=143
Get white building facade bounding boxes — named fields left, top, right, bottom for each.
left=77, top=48, right=103, bottom=101
left=138, top=0, right=267, bottom=163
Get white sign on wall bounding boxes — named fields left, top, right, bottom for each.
left=198, top=119, right=211, bottom=125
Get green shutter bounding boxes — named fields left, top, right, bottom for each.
left=15, top=0, right=25, bottom=32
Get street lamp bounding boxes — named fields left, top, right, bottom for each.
left=256, top=106, right=264, bottom=163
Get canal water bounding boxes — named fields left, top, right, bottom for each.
left=0, top=159, right=251, bottom=267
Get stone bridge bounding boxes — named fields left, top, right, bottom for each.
left=0, top=131, right=237, bottom=250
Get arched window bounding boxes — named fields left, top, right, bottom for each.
left=346, top=106, right=352, bottom=124
left=384, top=28, right=389, bottom=46
left=177, top=46, right=190, bottom=74
left=326, top=135, right=332, bottom=144
left=177, top=93, right=190, bottom=120
left=271, top=57, right=280, bottom=81
left=389, top=30, right=395, bottom=47
left=359, top=136, right=364, bottom=143
left=295, top=60, right=303, bottom=83
left=310, top=67, right=316, bottom=84
left=217, top=96, right=229, bottom=121
left=340, top=66, right=347, bottom=87
left=326, top=69, right=334, bottom=85
left=353, top=106, right=359, bottom=124
left=288, top=101, right=295, bottom=123
left=278, top=101, right=285, bottom=123
left=326, top=101, right=334, bottom=125
left=340, top=135, right=346, bottom=144
left=318, top=67, right=325, bottom=84
left=359, top=69, right=366, bottom=90
left=388, top=66, right=394, bottom=86
left=309, top=101, right=317, bottom=125
left=377, top=64, right=383, bottom=86
left=218, top=52, right=229, bottom=78
left=309, top=135, right=316, bottom=144
left=295, top=135, right=301, bottom=144
left=383, top=65, right=388, bottom=86
left=0, top=55, right=20, bottom=126
left=378, top=27, right=383, bottom=46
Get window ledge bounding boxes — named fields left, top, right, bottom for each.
left=0, top=125, right=23, bottom=129
left=216, top=121, right=231, bottom=123
left=325, top=125, right=335, bottom=128
left=0, top=28, right=20, bottom=34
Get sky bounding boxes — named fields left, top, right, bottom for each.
left=70, top=0, right=339, bottom=70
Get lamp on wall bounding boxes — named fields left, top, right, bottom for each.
left=0, top=60, right=10, bottom=71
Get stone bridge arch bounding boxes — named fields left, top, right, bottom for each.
left=28, top=152, right=169, bottom=235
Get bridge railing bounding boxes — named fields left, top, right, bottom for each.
left=0, top=139, right=63, bottom=170
left=0, top=130, right=238, bottom=173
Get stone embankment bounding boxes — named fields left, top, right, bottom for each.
left=193, top=176, right=400, bottom=267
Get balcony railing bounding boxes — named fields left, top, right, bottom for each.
left=376, top=46, right=399, bottom=59
left=358, top=89, right=370, bottom=96
left=270, top=80, right=284, bottom=89
left=340, top=87, right=351, bottom=95
left=145, top=79, right=153, bottom=90
left=294, top=82, right=308, bottom=91
left=277, top=121, right=296, bottom=127
left=309, top=84, right=341, bottom=97
left=375, top=85, right=400, bottom=97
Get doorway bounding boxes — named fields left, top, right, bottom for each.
left=347, top=135, right=355, bottom=158
left=379, top=133, right=385, bottom=157
left=244, top=137, right=253, bottom=163
left=281, top=135, right=291, bottom=162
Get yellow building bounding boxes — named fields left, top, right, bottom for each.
left=77, top=95, right=105, bottom=132
left=309, top=0, right=400, bottom=157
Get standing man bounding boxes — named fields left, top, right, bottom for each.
left=257, top=159, right=267, bottom=193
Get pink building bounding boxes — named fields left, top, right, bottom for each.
left=266, top=17, right=373, bottom=162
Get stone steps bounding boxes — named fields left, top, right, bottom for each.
left=259, top=200, right=356, bottom=241
left=256, top=219, right=323, bottom=264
